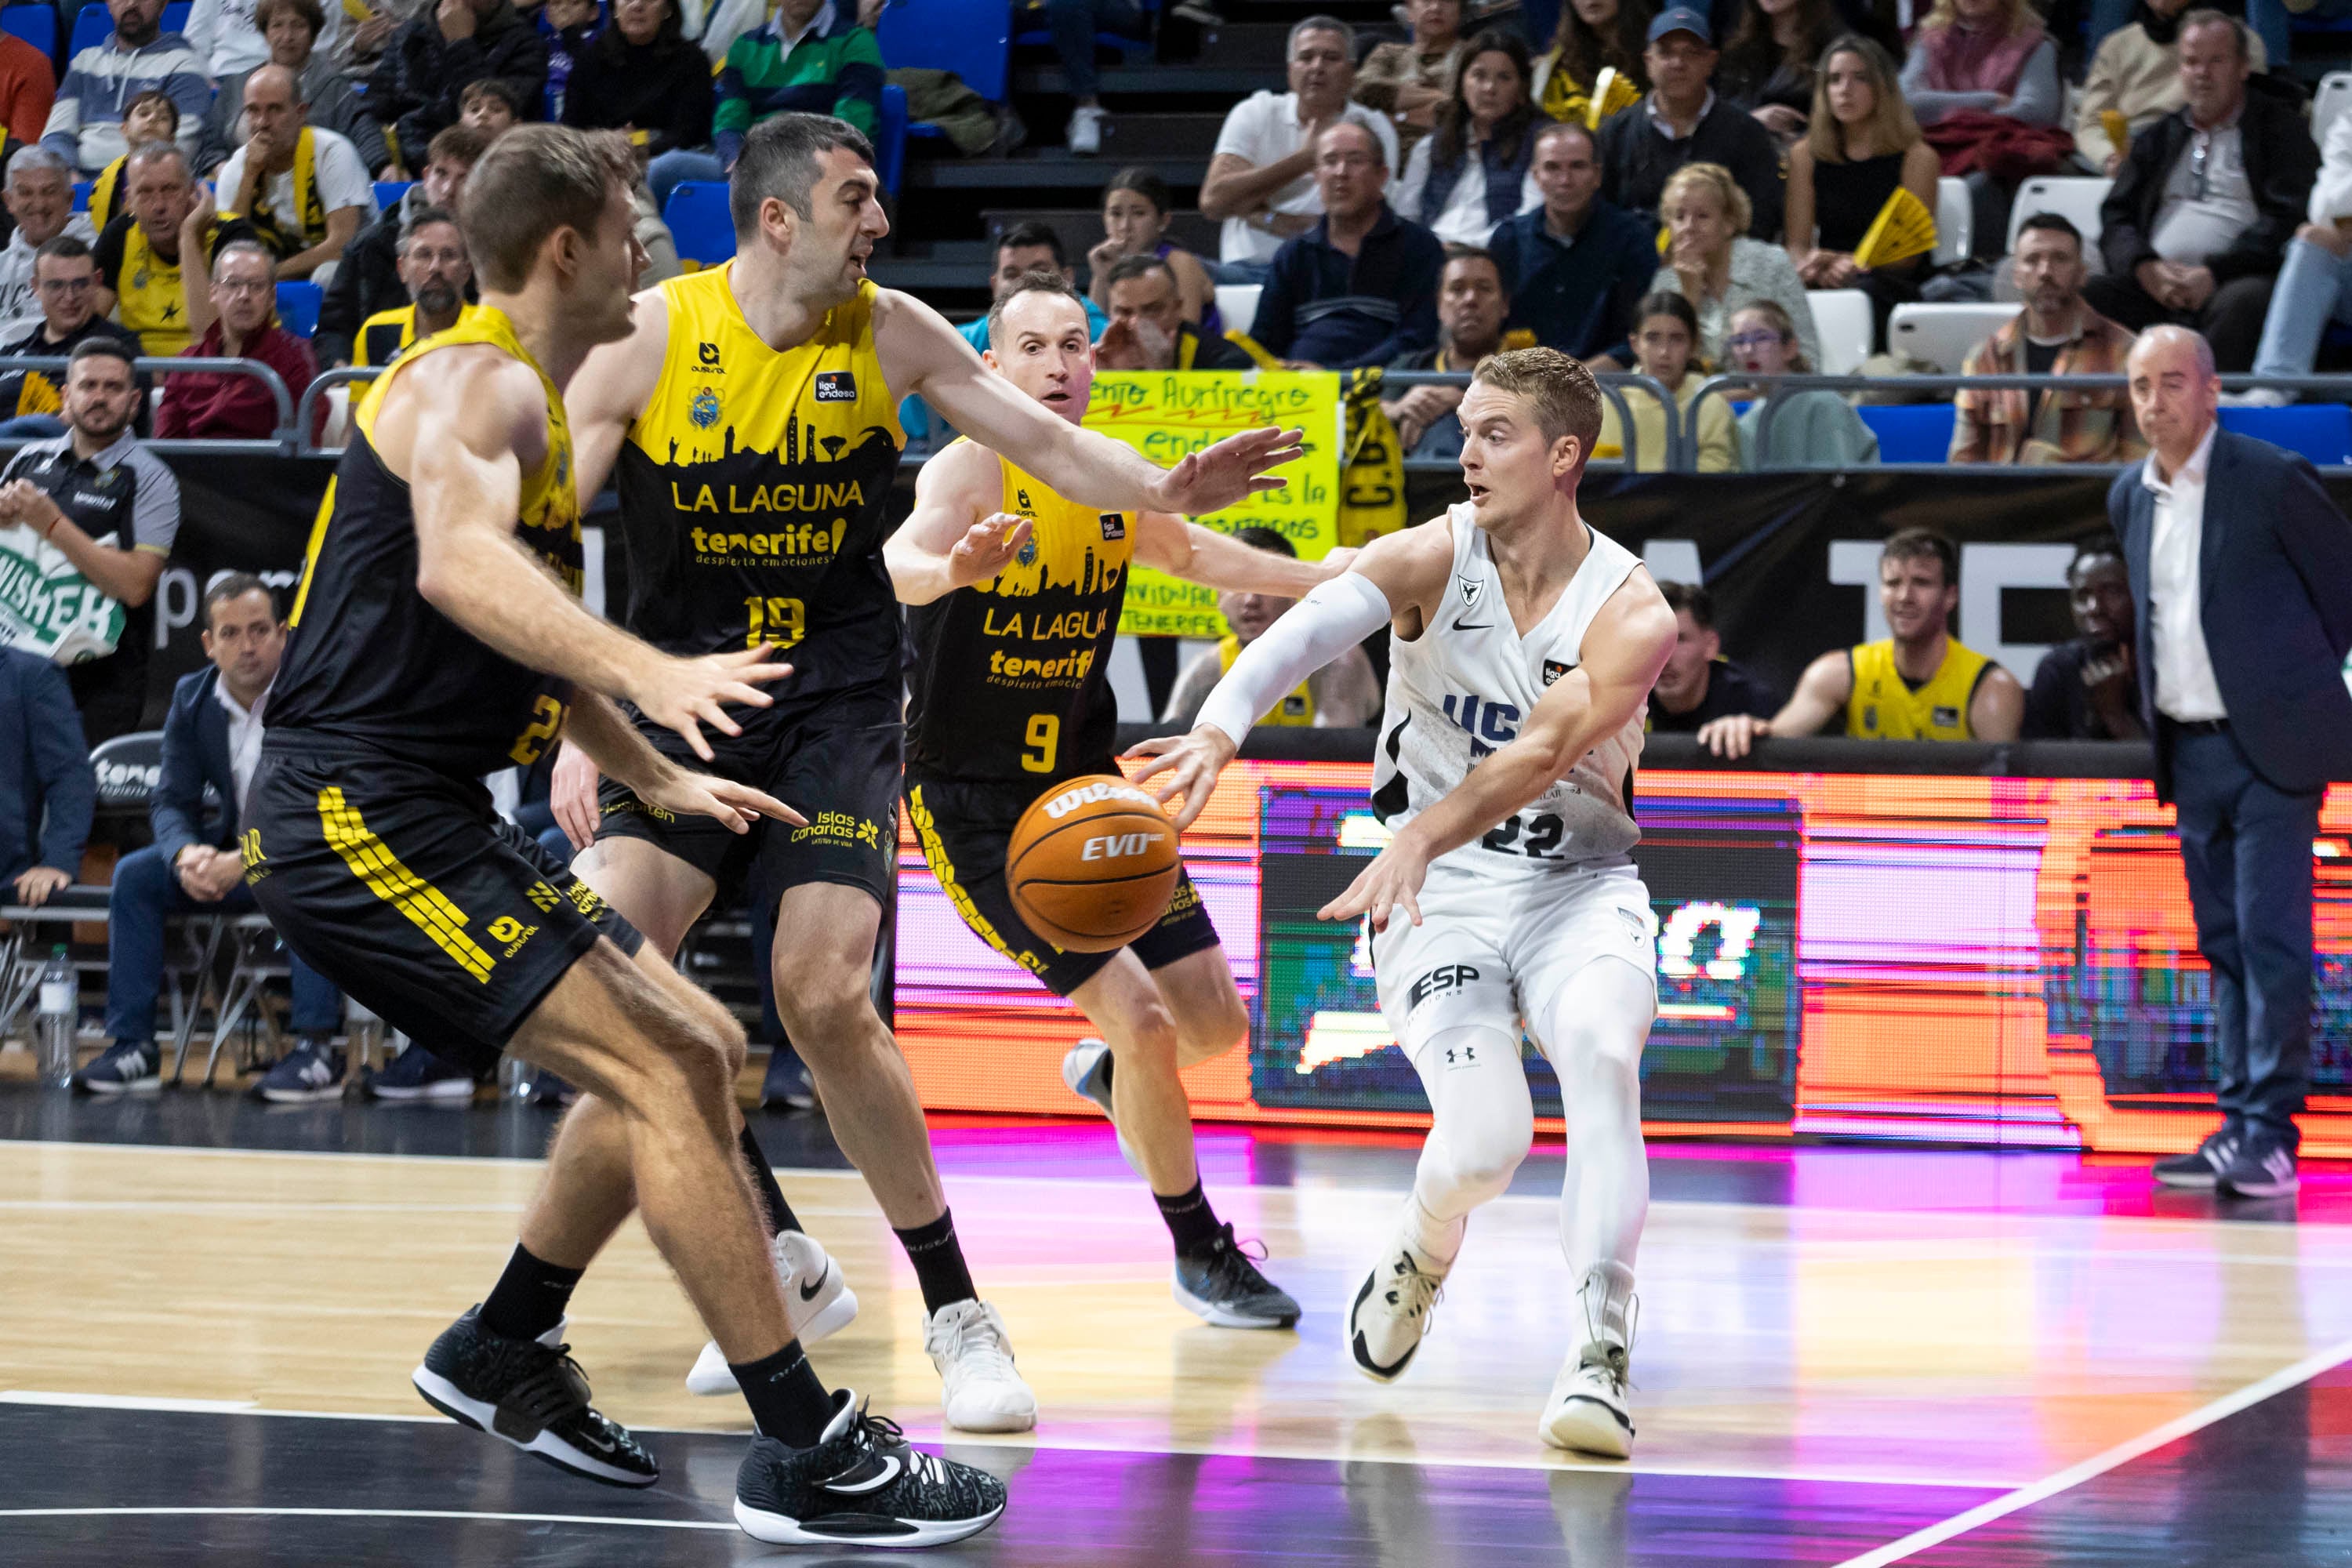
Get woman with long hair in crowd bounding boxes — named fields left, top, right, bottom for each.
left=1085, top=167, right=1221, bottom=334
left=1900, top=0, right=2060, bottom=253
left=1717, top=0, right=1847, bottom=143
left=1356, top=0, right=1471, bottom=159
left=560, top=0, right=717, bottom=159
left=1724, top=299, right=1880, bottom=467
left=1784, top=36, right=1937, bottom=346
left=1650, top=160, right=1823, bottom=370
left=1393, top=29, right=1548, bottom=249
left=1530, top=0, right=1651, bottom=126
left=1596, top=290, right=1737, bottom=471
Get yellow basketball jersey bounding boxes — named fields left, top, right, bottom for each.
left=1218, top=633, right=1314, bottom=725
left=1845, top=637, right=1991, bottom=741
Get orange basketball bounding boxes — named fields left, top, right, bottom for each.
left=1006, top=774, right=1183, bottom=953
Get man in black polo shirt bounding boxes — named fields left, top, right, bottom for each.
left=0, top=337, right=181, bottom=742
left=1251, top=119, right=1444, bottom=370
left=1598, top=7, right=1784, bottom=239
left=0, top=235, right=145, bottom=437
left=1647, top=580, right=1779, bottom=732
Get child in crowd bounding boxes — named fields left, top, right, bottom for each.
left=1087, top=167, right=1221, bottom=335
left=1597, top=290, right=1735, bottom=471
left=1725, top=300, right=1878, bottom=468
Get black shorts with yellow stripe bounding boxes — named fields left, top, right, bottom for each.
left=593, top=677, right=900, bottom=911
left=242, top=733, right=644, bottom=1074
left=904, top=764, right=1221, bottom=999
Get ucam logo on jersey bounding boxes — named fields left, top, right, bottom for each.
left=1440, top=692, right=1520, bottom=752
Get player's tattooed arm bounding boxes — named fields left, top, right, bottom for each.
left=1320, top=572, right=1675, bottom=931
left=1133, top=510, right=1355, bottom=595
left=400, top=347, right=792, bottom=761
left=874, top=287, right=1304, bottom=517
left=884, top=437, right=1033, bottom=605
left=559, top=693, right=804, bottom=836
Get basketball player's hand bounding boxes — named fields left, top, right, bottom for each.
left=949, top=512, right=1033, bottom=590
left=1319, top=837, right=1428, bottom=932
left=628, top=647, right=794, bottom=762
left=1147, top=427, right=1306, bottom=517
left=1695, top=713, right=1767, bottom=760
left=550, top=741, right=602, bottom=852
left=1126, top=723, right=1238, bottom=830
left=641, top=769, right=804, bottom=835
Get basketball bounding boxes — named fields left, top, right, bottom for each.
left=1006, top=774, right=1182, bottom=952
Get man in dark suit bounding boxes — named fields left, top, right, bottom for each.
left=2114, top=325, right=2352, bottom=1198
left=74, top=575, right=345, bottom=1100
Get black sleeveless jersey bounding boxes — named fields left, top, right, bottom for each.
left=612, top=267, right=905, bottom=695
left=267, top=307, right=579, bottom=778
left=904, top=441, right=1134, bottom=784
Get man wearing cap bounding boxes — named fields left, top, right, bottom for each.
left=1597, top=6, right=1784, bottom=241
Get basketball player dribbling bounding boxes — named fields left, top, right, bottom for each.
left=1134, top=347, right=1675, bottom=1457
left=546, top=113, right=1302, bottom=1432
left=241, top=127, right=1006, bottom=1546
left=888, top=270, right=1350, bottom=1330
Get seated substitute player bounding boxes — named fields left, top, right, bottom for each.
left=546, top=111, right=1305, bottom=1435
left=887, top=269, right=1348, bottom=1330
left=1133, top=347, right=1677, bottom=1458
left=242, top=125, right=1007, bottom=1548
left=1694, top=528, right=2024, bottom=756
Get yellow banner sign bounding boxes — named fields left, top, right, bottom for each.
left=1082, top=370, right=1345, bottom=638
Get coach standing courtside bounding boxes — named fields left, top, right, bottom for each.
left=2119, top=325, right=2352, bottom=1199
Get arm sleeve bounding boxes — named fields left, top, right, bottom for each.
left=27, top=658, right=91, bottom=872
left=1196, top=572, right=1394, bottom=745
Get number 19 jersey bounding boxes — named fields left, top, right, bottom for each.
left=613, top=267, right=906, bottom=696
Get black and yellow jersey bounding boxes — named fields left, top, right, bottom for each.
left=357, top=300, right=481, bottom=368
left=93, top=212, right=191, bottom=356
left=905, top=441, right=1132, bottom=784
left=267, top=307, right=582, bottom=778
left=612, top=266, right=904, bottom=696
left=89, top=153, right=125, bottom=232
left=1846, top=637, right=1992, bottom=741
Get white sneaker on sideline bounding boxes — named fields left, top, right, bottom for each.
left=924, top=1299, right=1036, bottom=1433
left=1539, top=1262, right=1638, bottom=1457
left=1067, top=106, right=1107, bottom=156
left=685, top=1231, right=859, bottom=1396
left=1346, top=1228, right=1451, bottom=1382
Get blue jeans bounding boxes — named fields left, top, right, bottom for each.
left=1035, top=0, right=1145, bottom=99
left=104, top=844, right=343, bottom=1044
left=0, top=416, right=65, bottom=439
left=648, top=148, right=728, bottom=212
left=2170, top=726, right=2321, bottom=1145
left=2251, top=235, right=2352, bottom=382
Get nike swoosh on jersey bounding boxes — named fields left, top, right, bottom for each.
left=1453, top=619, right=1494, bottom=632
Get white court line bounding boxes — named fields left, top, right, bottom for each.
left=1833, top=1331, right=2352, bottom=1567
left=0, top=1506, right=734, bottom=1531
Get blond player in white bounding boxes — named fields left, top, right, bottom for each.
left=1132, top=347, right=1675, bottom=1457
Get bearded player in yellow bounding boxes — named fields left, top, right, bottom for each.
left=887, top=269, right=1349, bottom=1331
left=547, top=113, right=1302, bottom=1434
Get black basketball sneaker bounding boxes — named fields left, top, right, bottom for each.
left=1173, top=1223, right=1301, bottom=1329
left=734, top=1391, right=1007, bottom=1548
left=411, top=1305, right=659, bottom=1486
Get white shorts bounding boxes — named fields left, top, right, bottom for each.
left=1371, top=858, right=1657, bottom=1068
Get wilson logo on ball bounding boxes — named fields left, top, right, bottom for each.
left=1042, top=780, right=1156, bottom=819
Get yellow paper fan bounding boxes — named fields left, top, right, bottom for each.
left=1584, top=66, right=1641, bottom=131
left=2100, top=109, right=2129, bottom=153
left=1851, top=185, right=1936, bottom=270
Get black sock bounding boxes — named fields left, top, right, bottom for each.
left=892, top=1210, right=978, bottom=1316
left=1155, top=1181, right=1225, bottom=1258
left=478, top=1243, right=583, bottom=1343
left=738, top=1125, right=802, bottom=1236
left=729, top=1339, right=836, bottom=1447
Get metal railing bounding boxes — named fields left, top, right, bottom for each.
left=0, top=354, right=299, bottom=456
left=294, top=365, right=383, bottom=456
left=1379, top=369, right=1688, bottom=472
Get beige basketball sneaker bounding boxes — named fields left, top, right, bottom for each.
left=1347, top=1228, right=1452, bottom=1382
left=1540, top=1261, right=1639, bottom=1457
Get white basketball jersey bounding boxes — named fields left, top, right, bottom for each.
left=1370, top=503, right=1646, bottom=877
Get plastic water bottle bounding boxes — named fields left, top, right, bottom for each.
left=35, top=946, right=75, bottom=1087
left=345, top=995, right=383, bottom=1067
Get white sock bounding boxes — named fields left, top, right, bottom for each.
left=1401, top=1191, right=1466, bottom=1269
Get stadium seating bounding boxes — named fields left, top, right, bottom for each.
left=1805, top=289, right=1871, bottom=375
left=1855, top=402, right=1957, bottom=462
left=70, top=0, right=189, bottom=55
left=274, top=280, right=321, bottom=338
left=1014, top=0, right=1152, bottom=60
left=663, top=181, right=733, bottom=267
left=373, top=181, right=411, bottom=213
left=1889, top=302, right=2020, bottom=374
left=2217, top=403, right=2352, bottom=465
left=1, top=5, right=55, bottom=64
left=2007, top=176, right=2111, bottom=256
left=71, top=180, right=89, bottom=212
left=1932, top=176, right=1972, bottom=268
left=1214, top=283, right=1259, bottom=339
left=876, top=82, right=906, bottom=194
left=877, top=0, right=1010, bottom=141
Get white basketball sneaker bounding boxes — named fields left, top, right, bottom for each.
left=685, top=1230, right=860, bottom=1396
left=924, top=1299, right=1037, bottom=1433
left=1346, top=1229, right=1451, bottom=1382
left=1060, top=1037, right=1140, bottom=1174
left=1539, top=1261, right=1639, bottom=1458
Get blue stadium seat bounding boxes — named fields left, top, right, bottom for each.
left=662, top=181, right=733, bottom=266
left=161, top=0, right=189, bottom=33
left=274, top=280, right=321, bottom=338
left=875, top=82, right=906, bottom=194
left=877, top=0, right=1011, bottom=114
left=2216, top=403, right=2352, bottom=465
left=2, top=6, right=56, bottom=65
left=1855, top=403, right=1958, bottom=463
left=70, top=180, right=89, bottom=212
left=374, top=180, right=412, bottom=212
left=67, top=4, right=107, bottom=56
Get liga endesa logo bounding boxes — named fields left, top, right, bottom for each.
left=1041, top=779, right=1158, bottom=818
